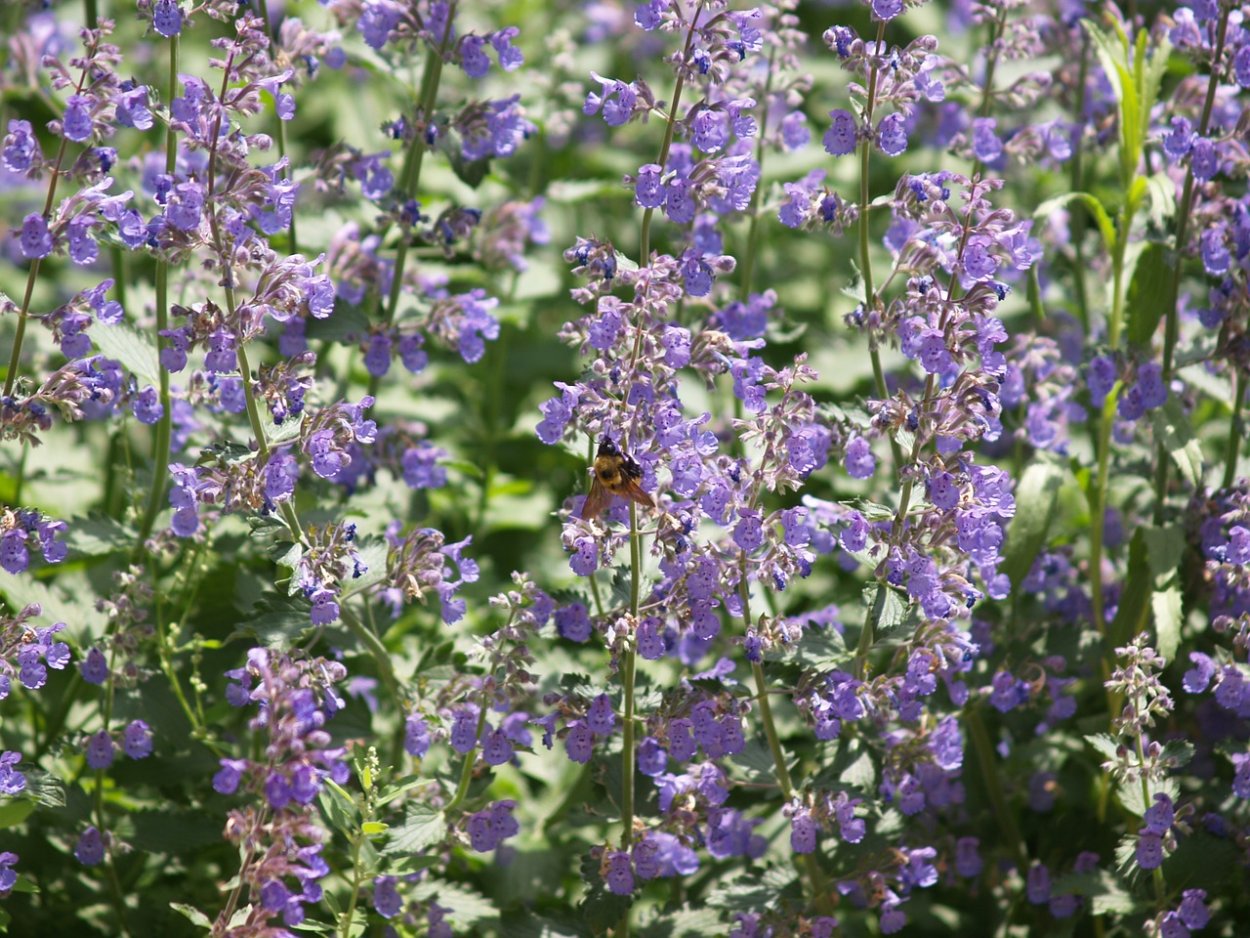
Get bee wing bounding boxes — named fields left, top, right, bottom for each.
left=580, top=477, right=614, bottom=520
left=618, top=476, right=656, bottom=510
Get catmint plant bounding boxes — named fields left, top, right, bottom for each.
left=2, top=0, right=1250, bottom=935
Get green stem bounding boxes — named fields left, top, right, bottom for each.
left=340, top=831, right=365, bottom=938
left=856, top=23, right=906, bottom=471
left=1154, top=4, right=1231, bottom=520
left=137, top=36, right=180, bottom=548
left=853, top=582, right=886, bottom=682
left=1106, top=206, right=1133, bottom=349
left=1222, top=371, right=1246, bottom=490
left=84, top=0, right=98, bottom=28
left=638, top=4, right=703, bottom=265
left=3, top=37, right=98, bottom=395
left=1069, top=36, right=1091, bottom=331
left=622, top=503, right=641, bottom=849
left=366, top=4, right=456, bottom=401
left=615, top=504, right=644, bottom=938
left=737, top=46, right=776, bottom=296
left=1088, top=383, right=1120, bottom=648
left=447, top=704, right=489, bottom=811
left=255, top=0, right=298, bottom=255
left=741, top=568, right=831, bottom=912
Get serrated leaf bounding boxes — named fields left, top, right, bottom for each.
left=1087, top=870, right=1141, bottom=915
left=262, top=411, right=304, bottom=448
left=790, top=628, right=850, bottom=670
left=1118, top=774, right=1177, bottom=817
left=1152, top=398, right=1204, bottom=489
left=639, top=906, right=729, bottom=937
left=861, top=582, right=910, bottom=636
left=65, top=513, right=136, bottom=557
left=1002, top=461, right=1067, bottom=590
left=92, top=323, right=161, bottom=386
left=411, top=879, right=498, bottom=926
left=1084, top=733, right=1119, bottom=762
left=383, top=804, right=445, bottom=855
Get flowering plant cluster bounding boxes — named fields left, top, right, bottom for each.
left=1, top=0, right=1250, bottom=935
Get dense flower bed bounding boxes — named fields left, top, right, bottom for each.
left=1, top=0, right=1249, bottom=935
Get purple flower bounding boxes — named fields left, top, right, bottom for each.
left=1190, top=138, right=1217, bottom=181
left=844, top=436, right=876, bottom=479
left=491, top=28, right=523, bottom=71
left=213, top=758, right=247, bottom=795
left=85, top=729, right=115, bottom=769
left=132, top=386, right=164, bottom=426
left=605, top=851, right=634, bottom=895
left=62, top=95, right=94, bottom=143
left=0, top=752, right=27, bottom=796
left=19, top=214, right=53, bottom=260
left=0, top=852, right=16, bottom=896
left=1234, top=46, right=1250, bottom=88
left=360, top=1, right=400, bottom=50
left=75, top=827, right=105, bottom=866
left=635, top=163, right=665, bottom=209
left=1136, top=832, right=1164, bottom=870
left=1178, top=889, right=1209, bottom=930
left=790, top=809, right=817, bottom=853
left=823, top=109, right=857, bottom=156
left=971, top=118, right=1002, bottom=163
left=152, top=0, right=183, bottom=37
left=872, top=0, right=905, bottom=19
left=373, top=875, right=402, bottom=919
left=80, top=647, right=109, bottom=685
left=122, top=720, right=153, bottom=759
left=877, top=113, right=909, bottom=156
left=585, top=74, right=638, bottom=127
left=3, top=119, right=40, bottom=172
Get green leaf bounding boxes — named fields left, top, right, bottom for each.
left=1144, top=171, right=1176, bottom=229
left=1124, top=242, right=1170, bottom=348
left=861, top=582, right=911, bottom=636
left=1152, top=398, right=1204, bottom=489
left=383, top=803, right=446, bottom=855
left=1001, top=461, right=1067, bottom=590
left=92, top=323, right=161, bottom=387
left=1151, top=584, right=1182, bottom=662
left=1109, top=529, right=1151, bottom=647
left=65, top=513, right=136, bottom=557
left=304, top=303, right=369, bottom=342
left=441, top=458, right=484, bottom=480
left=1084, top=733, right=1119, bottom=762
left=1139, top=524, right=1184, bottom=580
left=1088, top=871, right=1142, bottom=916
left=0, top=799, right=35, bottom=829
left=170, top=903, right=213, bottom=930
left=262, top=411, right=304, bottom=448
left=1034, top=191, right=1116, bottom=253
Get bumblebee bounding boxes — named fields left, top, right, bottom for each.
left=580, top=436, right=655, bottom=520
